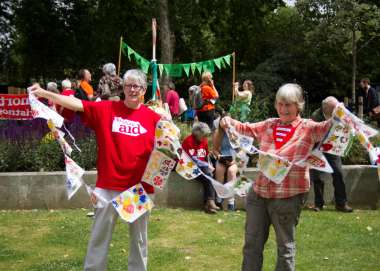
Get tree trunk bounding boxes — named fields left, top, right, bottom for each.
left=158, top=0, right=174, bottom=91
left=351, top=29, right=357, bottom=110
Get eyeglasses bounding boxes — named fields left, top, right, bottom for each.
left=125, top=84, right=143, bottom=90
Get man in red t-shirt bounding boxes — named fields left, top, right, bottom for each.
left=57, top=79, right=76, bottom=123
left=30, top=69, right=161, bottom=271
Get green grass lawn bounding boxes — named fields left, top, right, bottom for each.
left=0, top=207, right=379, bottom=271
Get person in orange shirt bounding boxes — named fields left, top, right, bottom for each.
left=197, top=71, right=219, bottom=129
left=78, top=69, right=94, bottom=100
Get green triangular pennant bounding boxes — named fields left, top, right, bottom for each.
left=196, top=62, right=203, bottom=74
left=190, top=63, right=197, bottom=75
left=221, top=58, right=226, bottom=69
left=127, top=46, right=135, bottom=61
left=163, top=64, right=183, bottom=77
left=140, top=58, right=150, bottom=73
left=164, top=64, right=170, bottom=76
left=202, top=60, right=215, bottom=73
left=213, top=57, right=222, bottom=70
left=158, top=64, right=164, bottom=76
left=183, top=64, right=191, bottom=77
left=171, top=64, right=183, bottom=77
left=132, top=51, right=142, bottom=65
left=223, top=54, right=231, bottom=66
left=121, top=42, right=128, bottom=56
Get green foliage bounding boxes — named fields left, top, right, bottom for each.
left=247, top=94, right=275, bottom=122
left=1, top=0, right=380, bottom=114
left=342, top=137, right=369, bottom=165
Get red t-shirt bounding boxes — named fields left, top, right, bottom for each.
left=166, top=89, right=180, bottom=116
left=58, top=89, right=76, bottom=122
left=182, top=134, right=208, bottom=161
left=81, top=100, right=161, bottom=193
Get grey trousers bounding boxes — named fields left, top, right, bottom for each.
left=242, top=189, right=305, bottom=271
left=84, top=188, right=149, bottom=271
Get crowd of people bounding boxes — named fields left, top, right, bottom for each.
left=32, top=65, right=378, bottom=270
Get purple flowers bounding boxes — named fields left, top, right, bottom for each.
left=0, top=115, right=93, bottom=143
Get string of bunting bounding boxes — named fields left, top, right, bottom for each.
left=121, top=42, right=232, bottom=77
left=27, top=92, right=380, bottom=223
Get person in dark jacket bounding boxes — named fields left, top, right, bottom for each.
left=360, top=78, right=379, bottom=117
left=310, top=97, right=353, bottom=213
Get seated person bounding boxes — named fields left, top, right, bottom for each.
left=182, top=122, right=219, bottom=214
left=212, top=116, right=238, bottom=211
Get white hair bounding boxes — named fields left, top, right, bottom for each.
left=322, top=96, right=339, bottom=118
left=47, top=82, right=59, bottom=93
left=123, top=69, right=147, bottom=90
left=276, top=83, right=305, bottom=112
left=61, top=79, right=72, bottom=89
left=103, top=63, right=116, bottom=76
left=188, top=85, right=200, bottom=93
left=192, top=122, right=211, bottom=136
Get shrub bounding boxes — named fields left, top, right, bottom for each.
left=0, top=135, right=97, bottom=172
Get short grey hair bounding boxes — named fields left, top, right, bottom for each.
left=192, top=122, right=211, bottom=136
left=276, top=83, right=305, bottom=112
left=47, top=82, right=59, bottom=93
left=61, top=79, right=72, bottom=89
left=103, top=63, right=116, bottom=76
left=188, top=85, right=200, bottom=93
left=123, top=69, right=147, bottom=90
left=168, top=81, right=175, bottom=89
left=322, top=96, right=339, bottom=119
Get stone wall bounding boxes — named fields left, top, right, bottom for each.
left=0, top=166, right=379, bottom=210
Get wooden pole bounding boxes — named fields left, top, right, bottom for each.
left=358, top=96, right=363, bottom=119
left=152, top=18, right=157, bottom=61
left=232, top=51, right=236, bottom=102
left=117, top=36, right=123, bottom=76
left=151, top=18, right=158, bottom=101
left=344, top=97, right=349, bottom=107
left=351, top=29, right=357, bottom=110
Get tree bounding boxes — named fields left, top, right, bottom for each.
left=297, top=0, right=380, bottom=108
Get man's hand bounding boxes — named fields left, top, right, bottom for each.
left=28, top=83, right=48, bottom=98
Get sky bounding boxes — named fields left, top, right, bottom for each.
left=284, top=0, right=296, bottom=6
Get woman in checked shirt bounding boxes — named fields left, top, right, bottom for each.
left=220, top=83, right=335, bottom=271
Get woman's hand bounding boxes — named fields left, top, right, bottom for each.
left=233, top=82, right=239, bottom=92
left=220, top=116, right=234, bottom=129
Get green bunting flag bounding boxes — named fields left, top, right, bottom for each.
left=158, top=64, right=164, bottom=77
left=223, top=54, right=231, bottom=66
left=163, top=64, right=183, bottom=77
left=202, top=60, right=215, bottom=73
left=213, top=57, right=223, bottom=70
left=196, top=62, right=203, bottom=75
left=133, top=51, right=150, bottom=73
left=121, top=41, right=232, bottom=77
left=127, top=46, right=136, bottom=61
left=190, top=63, right=197, bottom=75
left=183, top=64, right=191, bottom=77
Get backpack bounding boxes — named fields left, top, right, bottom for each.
left=74, top=86, right=89, bottom=100
left=192, top=87, right=204, bottom=110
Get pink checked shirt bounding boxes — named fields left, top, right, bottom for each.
left=235, top=116, right=331, bottom=199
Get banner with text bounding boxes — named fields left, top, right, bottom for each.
left=0, top=94, right=33, bottom=120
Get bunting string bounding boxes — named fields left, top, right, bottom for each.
left=121, top=42, right=232, bottom=77
left=27, top=90, right=380, bottom=222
